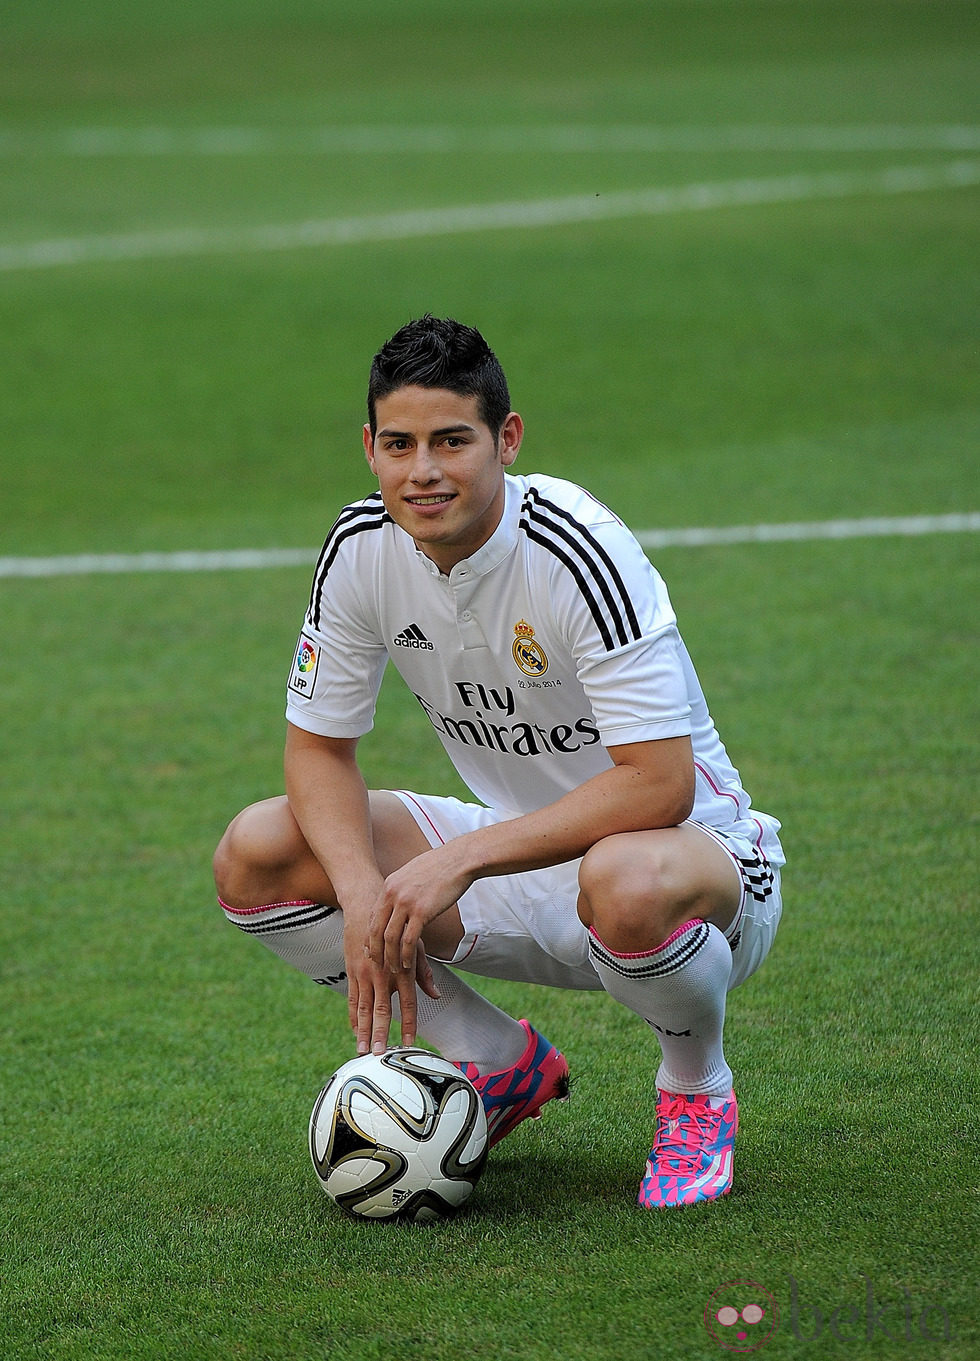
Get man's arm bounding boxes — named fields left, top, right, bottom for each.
left=284, top=723, right=437, bottom=1051
left=371, top=735, right=695, bottom=973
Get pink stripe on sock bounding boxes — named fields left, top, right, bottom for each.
left=588, top=919, right=704, bottom=959
left=217, top=895, right=316, bottom=917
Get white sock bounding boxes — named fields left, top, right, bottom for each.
left=415, top=964, right=527, bottom=1070
left=219, top=897, right=526, bottom=1071
left=588, top=918, right=734, bottom=1097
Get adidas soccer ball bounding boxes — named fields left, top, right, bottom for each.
left=309, top=1048, right=488, bottom=1223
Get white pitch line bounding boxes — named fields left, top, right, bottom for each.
left=2, top=515, right=977, bottom=579
left=1, top=123, right=979, bottom=156
left=633, top=512, right=980, bottom=549
left=0, top=548, right=316, bottom=578
left=1, top=160, right=978, bottom=273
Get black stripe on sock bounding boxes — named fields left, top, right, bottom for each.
left=589, top=921, right=710, bottom=979
left=229, top=904, right=339, bottom=935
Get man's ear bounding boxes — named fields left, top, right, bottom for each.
left=363, top=423, right=377, bottom=475
left=498, top=411, right=524, bottom=467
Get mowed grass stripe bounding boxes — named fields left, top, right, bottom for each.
left=2, top=515, right=977, bottom=578
left=1, top=161, right=978, bottom=272
left=3, top=123, right=979, bottom=156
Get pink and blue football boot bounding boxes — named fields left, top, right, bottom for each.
left=638, top=1089, right=738, bottom=1207
left=454, top=1019, right=570, bottom=1148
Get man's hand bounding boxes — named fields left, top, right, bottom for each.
left=345, top=907, right=441, bottom=1056
left=370, top=847, right=473, bottom=971
left=355, top=847, right=472, bottom=1053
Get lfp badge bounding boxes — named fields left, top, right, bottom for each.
left=512, top=619, right=548, bottom=677
left=289, top=634, right=320, bottom=694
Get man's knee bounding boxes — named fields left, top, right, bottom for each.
left=213, top=796, right=303, bottom=907
left=577, top=826, right=741, bottom=951
left=212, top=805, right=256, bottom=905
left=577, top=831, right=700, bottom=948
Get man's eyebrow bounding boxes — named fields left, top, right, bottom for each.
left=377, top=424, right=478, bottom=439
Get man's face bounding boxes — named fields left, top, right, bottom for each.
left=363, top=386, right=522, bottom=574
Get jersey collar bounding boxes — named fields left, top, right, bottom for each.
left=414, top=473, right=523, bottom=580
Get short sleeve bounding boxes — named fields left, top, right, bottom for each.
left=284, top=533, right=388, bottom=739
left=557, top=516, right=693, bottom=746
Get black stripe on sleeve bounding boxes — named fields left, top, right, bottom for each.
left=524, top=488, right=642, bottom=643
left=308, top=495, right=390, bottom=628
left=519, top=519, right=616, bottom=651
left=519, top=490, right=643, bottom=652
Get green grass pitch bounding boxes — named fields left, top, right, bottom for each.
left=1, top=2, right=978, bottom=1358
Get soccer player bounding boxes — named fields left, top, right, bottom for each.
left=214, top=315, right=784, bottom=1207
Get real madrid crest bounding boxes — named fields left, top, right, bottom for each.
left=512, top=619, right=549, bottom=676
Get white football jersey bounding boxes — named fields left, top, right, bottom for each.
left=286, top=473, right=783, bottom=865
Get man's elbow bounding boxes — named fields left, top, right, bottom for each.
left=649, top=756, right=696, bottom=828
left=613, top=737, right=696, bottom=829
left=629, top=770, right=694, bottom=830
left=663, top=777, right=695, bottom=828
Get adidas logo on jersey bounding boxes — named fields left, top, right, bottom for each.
left=393, top=623, right=434, bottom=651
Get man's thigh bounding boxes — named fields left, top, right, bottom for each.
left=216, top=789, right=438, bottom=911
left=391, top=791, right=781, bottom=993
left=389, top=790, right=603, bottom=990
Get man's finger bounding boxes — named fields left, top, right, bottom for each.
left=415, top=941, right=441, bottom=1001
left=400, top=921, right=421, bottom=974
left=383, top=912, right=408, bottom=977
left=356, top=977, right=378, bottom=1056
left=370, top=989, right=394, bottom=1055
left=367, top=910, right=388, bottom=965
left=394, top=969, right=417, bottom=1049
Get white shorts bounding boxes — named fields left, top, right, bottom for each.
left=391, top=791, right=782, bottom=993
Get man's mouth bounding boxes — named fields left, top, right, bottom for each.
left=406, top=494, right=455, bottom=505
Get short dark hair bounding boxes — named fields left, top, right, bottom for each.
left=367, top=315, right=511, bottom=438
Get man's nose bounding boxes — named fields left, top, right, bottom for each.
left=409, top=446, right=439, bottom=481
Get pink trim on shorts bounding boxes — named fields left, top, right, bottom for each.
left=694, top=761, right=740, bottom=814
left=694, top=763, right=766, bottom=851
left=395, top=790, right=447, bottom=845
left=685, top=821, right=746, bottom=944
left=217, top=895, right=315, bottom=917
left=452, top=934, right=481, bottom=963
